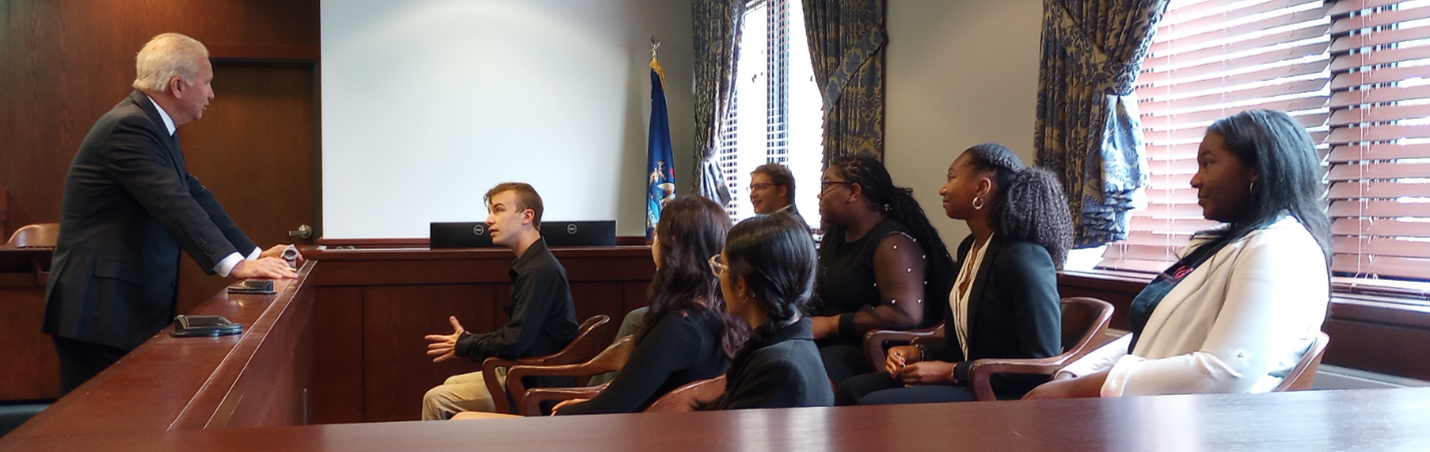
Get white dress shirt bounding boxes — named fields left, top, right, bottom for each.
left=949, top=234, right=993, bottom=359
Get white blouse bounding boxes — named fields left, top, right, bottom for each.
left=1059, top=215, right=1329, bottom=396
left=950, top=234, right=993, bottom=359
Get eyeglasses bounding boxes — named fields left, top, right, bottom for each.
left=749, top=182, right=775, bottom=191
left=708, top=254, right=728, bottom=276
left=820, top=180, right=851, bottom=193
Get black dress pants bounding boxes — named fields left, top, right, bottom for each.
left=818, top=338, right=873, bottom=385
left=53, top=336, right=130, bottom=396
left=836, top=371, right=976, bottom=406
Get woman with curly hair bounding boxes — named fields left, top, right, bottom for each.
left=837, top=143, right=1069, bottom=404
left=813, top=154, right=957, bottom=383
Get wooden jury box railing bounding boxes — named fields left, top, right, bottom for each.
left=302, top=243, right=658, bottom=423
left=7, top=251, right=1430, bottom=452
left=4, top=260, right=316, bottom=440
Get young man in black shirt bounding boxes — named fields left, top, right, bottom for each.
left=421, top=183, right=579, bottom=420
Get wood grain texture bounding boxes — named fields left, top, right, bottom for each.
left=7, top=385, right=1430, bottom=451
left=1, top=188, right=9, bottom=238
left=305, top=247, right=656, bottom=422
left=0, top=258, right=58, bottom=401
left=310, top=287, right=364, bottom=424
left=2, top=260, right=314, bottom=439
left=176, top=62, right=318, bottom=315
left=7, top=263, right=1430, bottom=452
left=0, top=0, right=318, bottom=232
left=360, top=285, right=493, bottom=422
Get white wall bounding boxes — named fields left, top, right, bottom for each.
left=884, top=0, right=1043, bottom=251
left=321, top=0, right=693, bottom=238
left=318, top=0, right=1040, bottom=242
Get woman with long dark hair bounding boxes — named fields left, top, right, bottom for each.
left=837, top=143, right=1068, bottom=404
left=813, top=154, right=957, bottom=383
left=552, top=196, right=748, bottom=414
left=706, top=213, right=834, bottom=409
left=1026, top=109, right=1332, bottom=398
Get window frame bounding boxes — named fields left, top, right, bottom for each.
left=1077, top=0, right=1430, bottom=304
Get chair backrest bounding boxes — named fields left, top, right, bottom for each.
left=5, top=223, right=59, bottom=248
left=541, top=314, right=612, bottom=366
left=1273, top=332, right=1330, bottom=392
left=643, top=375, right=726, bottom=413
left=572, top=335, right=636, bottom=386
left=1058, top=297, right=1115, bottom=356
left=485, top=314, right=610, bottom=414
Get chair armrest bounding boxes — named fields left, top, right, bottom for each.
left=507, top=360, right=624, bottom=412
left=863, top=325, right=944, bottom=370
left=503, top=336, right=636, bottom=414
left=522, top=384, right=608, bottom=416
left=965, top=356, right=1071, bottom=401
left=481, top=357, right=525, bottom=414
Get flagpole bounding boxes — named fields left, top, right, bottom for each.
left=645, top=35, right=675, bottom=243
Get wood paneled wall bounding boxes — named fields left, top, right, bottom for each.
left=0, top=0, right=318, bottom=233
left=1, top=188, right=9, bottom=239
left=305, top=245, right=657, bottom=423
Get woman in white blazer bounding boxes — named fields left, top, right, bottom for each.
left=1025, top=109, right=1332, bottom=398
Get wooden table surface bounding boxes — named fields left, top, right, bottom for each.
left=4, top=387, right=1430, bottom=451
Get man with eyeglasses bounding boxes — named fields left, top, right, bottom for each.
left=748, top=163, right=804, bottom=225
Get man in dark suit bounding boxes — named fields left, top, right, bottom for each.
left=44, top=33, right=298, bottom=395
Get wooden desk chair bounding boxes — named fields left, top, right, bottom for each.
left=1272, top=332, right=1330, bottom=392
left=862, top=297, right=1114, bottom=401
left=642, top=375, right=725, bottom=413
left=5, top=223, right=59, bottom=248
left=522, top=369, right=726, bottom=415
left=481, top=314, right=611, bottom=414
left=864, top=323, right=944, bottom=370
left=511, top=335, right=636, bottom=415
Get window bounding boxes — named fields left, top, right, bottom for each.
left=1326, top=0, right=1430, bottom=290
left=1098, top=0, right=1430, bottom=296
left=712, top=0, right=825, bottom=225
left=1100, top=0, right=1333, bottom=273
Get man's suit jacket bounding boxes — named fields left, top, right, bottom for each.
left=929, top=235, right=1062, bottom=399
left=43, top=89, right=256, bottom=351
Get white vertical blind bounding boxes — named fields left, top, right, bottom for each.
left=1099, top=0, right=1332, bottom=273
left=1326, top=0, right=1430, bottom=283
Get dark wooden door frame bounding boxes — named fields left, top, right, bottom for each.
left=211, top=57, right=323, bottom=242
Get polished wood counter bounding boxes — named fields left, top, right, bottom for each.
left=1, top=260, right=313, bottom=440
left=0, top=247, right=56, bottom=401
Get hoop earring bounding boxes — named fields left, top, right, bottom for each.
left=1249, top=181, right=1255, bottom=194
left=972, top=197, right=984, bottom=210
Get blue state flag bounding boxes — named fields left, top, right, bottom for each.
left=646, top=55, right=675, bottom=241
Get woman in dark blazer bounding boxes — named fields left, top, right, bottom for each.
left=552, top=196, right=747, bottom=415
left=708, top=213, right=834, bottom=410
left=837, top=143, right=1071, bottom=404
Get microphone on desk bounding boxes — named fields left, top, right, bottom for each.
left=282, top=245, right=300, bottom=269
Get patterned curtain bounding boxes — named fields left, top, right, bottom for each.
left=802, top=0, right=887, bottom=162
left=1034, top=0, right=1169, bottom=247
left=692, top=0, right=746, bottom=195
